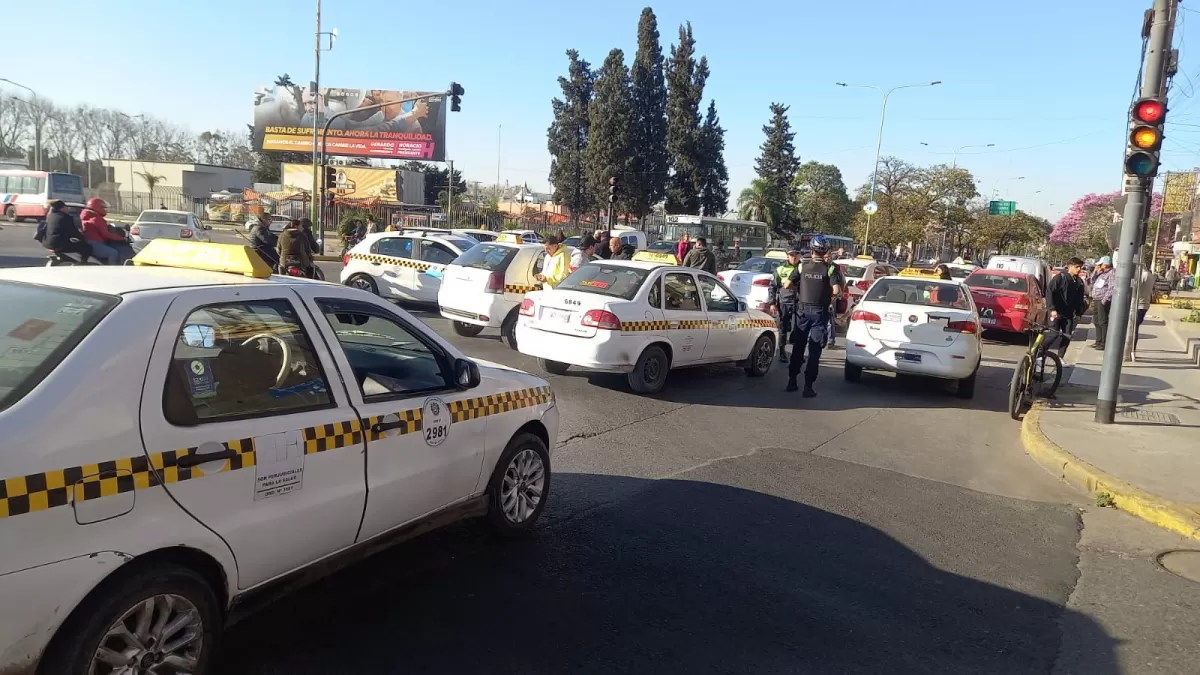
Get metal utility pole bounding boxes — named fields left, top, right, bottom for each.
left=310, top=0, right=322, bottom=232
left=1097, top=0, right=1176, bottom=424
left=447, top=159, right=454, bottom=227
left=496, top=125, right=502, bottom=201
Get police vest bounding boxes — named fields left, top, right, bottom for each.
left=797, top=261, right=835, bottom=306
left=775, top=264, right=798, bottom=302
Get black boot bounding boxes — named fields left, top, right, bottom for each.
left=802, top=383, right=817, bottom=398
left=786, top=378, right=799, bottom=392
left=779, top=346, right=788, bottom=363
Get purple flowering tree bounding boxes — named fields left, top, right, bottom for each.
left=1050, top=191, right=1164, bottom=252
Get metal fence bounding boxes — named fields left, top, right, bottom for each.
left=88, top=187, right=207, bottom=219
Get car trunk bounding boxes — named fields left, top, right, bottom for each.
left=527, top=290, right=612, bottom=338
left=719, top=271, right=768, bottom=301
left=441, top=265, right=496, bottom=299
left=133, top=223, right=188, bottom=240
left=869, top=304, right=973, bottom=347
left=969, top=288, right=1026, bottom=326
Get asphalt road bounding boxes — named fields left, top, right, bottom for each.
left=3, top=223, right=1198, bottom=674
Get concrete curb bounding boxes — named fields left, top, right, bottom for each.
left=1163, top=314, right=1200, bottom=366
left=1021, top=404, right=1200, bottom=540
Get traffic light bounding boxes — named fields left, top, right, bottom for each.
left=609, top=176, right=617, bottom=204
left=1125, top=97, right=1166, bottom=178
left=324, top=165, right=336, bottom=191
left=449, top=82, right=464, bottom=112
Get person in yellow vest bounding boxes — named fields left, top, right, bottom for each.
left=536, top=234, right=572, bottom=289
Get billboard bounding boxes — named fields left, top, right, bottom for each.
left=281, top=164, right=425, bottom=205
left=1161, top=171, right=1197, bottom=214
left=254, top=86, right=447, bottom=161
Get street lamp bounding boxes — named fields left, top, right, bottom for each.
left=918, top=141, right=994, bottom=169
left=3, top=80, right=43, bottom=170
left=836, top=80, right=941, bottom=252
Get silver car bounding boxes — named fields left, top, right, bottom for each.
left=129, top=210, right=211, bottom=252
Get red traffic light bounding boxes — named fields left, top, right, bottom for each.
left=609, top=176, right=617, bottom=185
left=1133, top=98, right=1165, bottom=124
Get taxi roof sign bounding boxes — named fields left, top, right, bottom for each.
left=495, top=232, right=524, bottom=244
left=764, top=250, right=789, bottom=260
left=898, top=267, right=942, bottom=278
left=631, top=250, right=679, bottom=265
left=132, top=239, right=274, bottom=278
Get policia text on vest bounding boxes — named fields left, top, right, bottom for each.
left=782, top=259, right=844, bottom=397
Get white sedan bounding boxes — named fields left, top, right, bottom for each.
left=844, top=276, right=982, bottom=398
left=716, top=252, right=788, bottom=312
left=0, top=240, right=557, bottom=674
left=341, top=231, right=478, bottom=303
left=515, top=257, right=778, bottom=394
left=129, top=209, right=211, bottom=252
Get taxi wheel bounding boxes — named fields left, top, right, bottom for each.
left=39, top=563, right=220, bottom=675
left=537, top=358, right=570, bottom=375
left=744, top=333, right=775, bottom=377
left=453, top=321, right=485, bottom=337
left=628, top=345, right=669, bottom=394
left=346, top=273, right=379, bottom=295
left=501, top=311, right=519, bottom=350
left=486, top=432, right=551, bottom=536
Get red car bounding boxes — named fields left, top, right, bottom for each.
left=963, top=269, right=1047, bottom=336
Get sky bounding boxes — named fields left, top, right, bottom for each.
left=4, top=0, right=1197, bottom=223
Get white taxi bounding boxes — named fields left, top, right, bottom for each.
left=515, top=251, right=778, bottom=394
left=0, top=240, right=558, bottom=674
left=836, top=256, right=899, bottom=306
left=340, top=231, right=477, bottom=303
left=436, top=234, right=545, bottom=349
left=844, top=275, right=982, bottom=398
left=717, top=250, right=789, bottom=312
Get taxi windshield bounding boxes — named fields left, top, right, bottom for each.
left=557, top=264, right=651, bottom=300
left=0, top=282, right=119, bottom=411
left=736, top=257, right=783, bottom=274
left=864, top=278, right=971, bottom=310
left=453, top=243, right=517, bottom=271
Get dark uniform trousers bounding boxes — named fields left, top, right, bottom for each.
left=777, top=302, right=796, bottom=347
left=787, top=304, right=829, bottom=384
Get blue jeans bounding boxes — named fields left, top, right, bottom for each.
left=88, top=241, right=134, bottom=265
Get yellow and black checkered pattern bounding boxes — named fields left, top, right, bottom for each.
left=619, top=318, right=774, bottom=332
left=737, top=318, right=777, bottom=329
left=620, top=320, right=671, bottom=332
left=504, top=283, right=539, bottom=294
left=348, top=253, right=433, bottom=271
left=0, top=387, right=555, bottom=520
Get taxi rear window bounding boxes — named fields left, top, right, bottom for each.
left=452, top=243, right=517, bottom=271
left=737, top=257, right=783, bottom=274
left=965, top=273, right=1028, bottom=293
left=557, top=264, right=651, bottom=300
left=0, top=282, right=119, bottom=411
left=865, top=278, right=971, bottom=310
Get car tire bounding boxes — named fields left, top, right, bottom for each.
left=3, top=205, right=16, bottom=222
left=452, top=321, right=485, bottom=337
left=743, top=333, right=775, bottom=377
left=38, top=562, right=221, bottom=675
left=537, top=357, right=570, bottom=375
left=957, top=364, right=978, bottom=399
left=501, top=310, right=519, bottom=350
left=844, top=361, right=863, bottom=382
left=345, top=273, right=378, bottom=295
left=485, top=432, right=551, bottom=536
left=627, top=344, right=669, bottom=394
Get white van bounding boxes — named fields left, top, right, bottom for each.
left=986, top=255, right=1051, bottom=292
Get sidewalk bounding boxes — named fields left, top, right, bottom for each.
left=1021, top=308, right=1200, bottom=539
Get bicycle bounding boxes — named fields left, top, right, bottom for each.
left=1007, top=322, right=1065, bottom=420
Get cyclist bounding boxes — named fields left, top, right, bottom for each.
left=1045, top=257, right=1086, bottom=357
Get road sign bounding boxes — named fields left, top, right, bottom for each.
left=988, top=200, right=1016, bottom=216
left=863, top=200, right=878, bottom=215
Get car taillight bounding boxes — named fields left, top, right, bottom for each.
left=180, top=228, right=193, bottom=239
left=856, top=280, right=870, bottom=291
left=851, top=310, right=881, bottom=323
left=581, top=309, right=622, bottom=330
left=752, top=278, right=771, bottom=287
left=129, top=225, right=140, bottom=236
left=945, top=320, right=978, bottom=334
left=342, top=254, right=351, bottom=266
left=485, top=270, right=505, bottom=294
left=519, top=298, right=535, bottom=316
left=717, top=272, right=729, bottom=281
left=1013, top=296, right=1030, bottom=310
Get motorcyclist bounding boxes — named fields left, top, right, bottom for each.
left=784, top=235, right=844, bottom=397
left=42, top=200, right=93, bottom=262
left=768, top=247, right=803, bottom=362
left=250, top=214, right=280, bottom=269
left=277, top=218, right=314, bottom=276
left=79, top=198, right=132, bottom=265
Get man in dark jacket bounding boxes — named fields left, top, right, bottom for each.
left=278, top=218, right=314, bottom=275
left=608, top=236, right=635, bottom=260
left=42, top=201, right=93, bottom=261
left=1045, top=257, right=1086, bottom=357
left=250, top=215, right=280, bottom=269
left=682, top=237, right=717, bottom=274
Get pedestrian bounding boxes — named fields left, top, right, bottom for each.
left=682, top=236, right=717, bottom=274
left=609, top=235, right=635, bottom=260
left=713, top=240, right=733, bottom=270
left=676, top=232, right=692, bottom=263
left=835, top=247, right=846, bottom=260
left=570, top=234, right=597, bottom=272
left=1090, top=256, right=1116, bottom=349
left=783, top=235, right=844, bottom=396
left=596, top=230, right=612, bottom=259
left=768, top=247, right=802, bottom=362
left=535, top=235, right=571, bottom=289
left=1135, top=265, right=1157, bottom=350
left=935, top=263, right=953, bottom=280
left=1045, top=257, right=1086, bottom=357
left=366, top=213, right=382, bottom=234
left=823, top=250, right=839, bottom=349
left=1164, top=265, right=1179, bottom=293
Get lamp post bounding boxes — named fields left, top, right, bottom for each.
left=3, top=80, right=40, bottom=170
left=310, top=0, right=338, bottom=243
left=836, top=80, right=941, bottom=253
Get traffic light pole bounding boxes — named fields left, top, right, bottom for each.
left=1096, top=0, right=1175, bottom=424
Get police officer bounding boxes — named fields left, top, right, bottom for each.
left=784, top=235, right=844, bottom=397
left=768, top=246, right=803, bottom=362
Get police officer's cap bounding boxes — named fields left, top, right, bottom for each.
left=786, top=245, right=803, bottom=255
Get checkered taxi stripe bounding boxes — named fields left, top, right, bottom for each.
left=504, top=284, right=540, bottom=294
left=348, top=253, right=433, bottom=271
left=0, top=388, right=553, bottom=520
left=619, top=318, right=776, bottom=332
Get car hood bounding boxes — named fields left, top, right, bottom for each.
left=475, top=359, right=550, bottom=390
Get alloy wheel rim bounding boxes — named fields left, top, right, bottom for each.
left=351, top=277, right=373, bottom=292
left=757, top=340, right=773, bottom=370
left=501, top=448, right=545, bottom=524
left=90, top=593, right=203, bottom=674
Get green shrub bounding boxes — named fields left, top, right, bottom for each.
left=1172, top=299, right=1194, bottom=309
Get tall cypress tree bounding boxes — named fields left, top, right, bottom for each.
left=629, top=7, right=668, bottom=220
left=547, top=50, right=595, bottom=223
left=754, top=102, right=800, bottom=228
left=586, top=48, right=635, bottom=219
left=698, top=99, right=729, bottom=217
left=664, top=22, right=708, bottom=215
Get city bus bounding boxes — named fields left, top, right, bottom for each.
left=797, top=233, right=856, bottom=256
left=663, top=214, right=771, bottom=254
left=0, top=170, right=86, bottom=221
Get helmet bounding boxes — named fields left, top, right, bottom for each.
left=808, top=235, right=829, bottom=255
left=85, top=198, right=107, bottom=216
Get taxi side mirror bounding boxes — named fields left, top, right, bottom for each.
left=738, top=300, right=748, bottom=313
left=454, top=358, right=481, bottom=390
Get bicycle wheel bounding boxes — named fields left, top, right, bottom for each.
left=1033, top=350, right=1063, bottom=398
left=1008, top=354, right=1031, bottom=420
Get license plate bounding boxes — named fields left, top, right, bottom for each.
left=544, top=308, right=571, bottom=323
left=981, top=317, right=996, bottom=325
left=897, top=352, right=922, bottom=363
left=884, top=312, right=902, bottom=322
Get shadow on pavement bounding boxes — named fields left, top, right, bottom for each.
left=216, top=471, right=1115, bottom=675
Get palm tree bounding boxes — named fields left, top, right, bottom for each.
left=135, top=170, right=167, bottom=211
left=737, top=179, right=777, bottom=227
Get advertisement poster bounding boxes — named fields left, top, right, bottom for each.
left=253, top=85, right=447, bottom=161
left=282, top=163, right=419, bottom=203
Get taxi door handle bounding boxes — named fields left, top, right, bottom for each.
left=370, top=262, right=381, bottom=266
left=372, top=418, right=409, bottom=434
left=177, top=449, right=237, bottom=468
